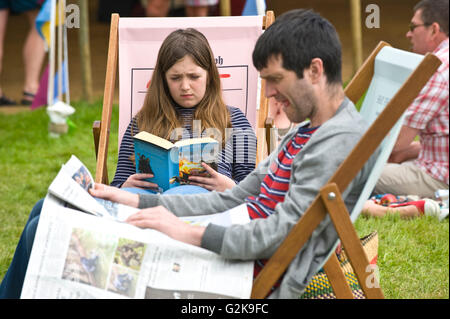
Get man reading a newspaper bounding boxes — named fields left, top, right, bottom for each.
left=0, top=9, right=377, bottom=299
left=90, top=9, right=377, bottom=298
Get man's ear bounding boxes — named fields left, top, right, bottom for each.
left=308, top=58, right=324, bottom=84
left=430, top=22, right=441, bottom=37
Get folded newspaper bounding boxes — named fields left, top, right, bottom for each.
left=21, top=155, right=254, bottom=299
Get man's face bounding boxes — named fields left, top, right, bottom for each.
left=406, top=9, right=434, bottom=54
left=259, top=55, right=317, bottom=124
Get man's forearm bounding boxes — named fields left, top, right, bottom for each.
left=188, top=225, right=207, bottom=247
left=389, top=141, right=421, bottom=163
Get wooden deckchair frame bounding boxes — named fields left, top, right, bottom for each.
left=250, top=41, right=441, bottom=299
left=93, top=11, right=276, bottom=185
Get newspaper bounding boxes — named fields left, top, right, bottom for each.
left=47, top=155, right=140, bottom=221
left=21, top=156, right=254, bottom=299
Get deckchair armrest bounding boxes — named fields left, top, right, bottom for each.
left=92, top=119, right=109, bottom=185
left=265, top=116, right=274, bottom=127
left=265, top=117, right=274, bottom=153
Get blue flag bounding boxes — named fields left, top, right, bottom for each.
left=36, top=0, right=52, bottom=46
left=242, top=0, right=266, bottom=15
left=53, top=60, right=69, bottom=100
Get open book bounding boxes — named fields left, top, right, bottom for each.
left=20, top=155, right=253, bottom=299
left=133, top=131, right=219, bottom=192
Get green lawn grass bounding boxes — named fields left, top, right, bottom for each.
left=0, top=100, right=118, bottom=280
left=0, top=100, right=448, bottom=298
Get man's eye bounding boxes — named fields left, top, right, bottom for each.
left=267, top=78, right=280, bottom=84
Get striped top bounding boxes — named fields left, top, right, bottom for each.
left=184, top=0, right=219, bottom=6
left=246, top=122, right=318, bottom=292
left=246, top=123, right=318, bottom=219
left=111, top=105, right=257, bottom=187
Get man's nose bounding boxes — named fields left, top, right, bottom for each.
left=265, top=83, right=277, bottom=98
left=406, top=30, right=412, bottom=39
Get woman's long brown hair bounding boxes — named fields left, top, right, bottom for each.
left=135, top=28, right=231, bottom=145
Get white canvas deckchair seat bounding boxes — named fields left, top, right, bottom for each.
left=305, top=46, right=426, bottom=298
left=349, top=46, right=424, bottom=223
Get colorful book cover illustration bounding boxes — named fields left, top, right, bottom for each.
left=133, top=131, right=219, bottom=192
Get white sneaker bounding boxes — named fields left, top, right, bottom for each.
left=423, top=199, right=442, bottom=218
left=438, top=208, right=449, bottom=222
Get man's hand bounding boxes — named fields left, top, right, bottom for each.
left=126, top=206, right=205, bottom=247
left=188, top=162, right=236, bottom=192
left=89, top=183, right=139, bottom=208
left=121, top=173, right=159, bottom=190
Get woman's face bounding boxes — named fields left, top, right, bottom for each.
left=165, top=55, right=208, bottom=108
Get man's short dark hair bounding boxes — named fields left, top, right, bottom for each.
left=252, top=9, right=342, bottom=84
left=414, top=0, right=449, bottom=36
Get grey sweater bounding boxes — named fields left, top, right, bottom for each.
left=139, top=97, right=378, bottom=298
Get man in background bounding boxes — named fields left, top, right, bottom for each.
left=375, top=0, right=448, bottom=199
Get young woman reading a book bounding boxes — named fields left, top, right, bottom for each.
left=111, top=28, right=256, bottom=194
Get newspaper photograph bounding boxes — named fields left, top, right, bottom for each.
left=21, top=195, right=254, bottom=299
left=48, top=155, right=139, bottom=221
left=47, top=155, right=107, bottom=217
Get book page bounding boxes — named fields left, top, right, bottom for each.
left=174, top=137, right=218, bottom=147
left=134, top=131, right=175, bottom=150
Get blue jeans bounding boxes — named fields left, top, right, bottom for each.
left=121, top=184, right=209, bottom=195
left=0, top=185, right=208, bottom=299
left=0, top=198, right=44, bottom=299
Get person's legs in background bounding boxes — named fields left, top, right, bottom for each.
left=0, top=0, right=45, bottom=106
left=0, top=7, right=16, bottom=105
left=185, top=5, right=208, bottom=17
left=374, top=161, right=447, bottom=199
left=21, top=8, right=45, bottom=105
